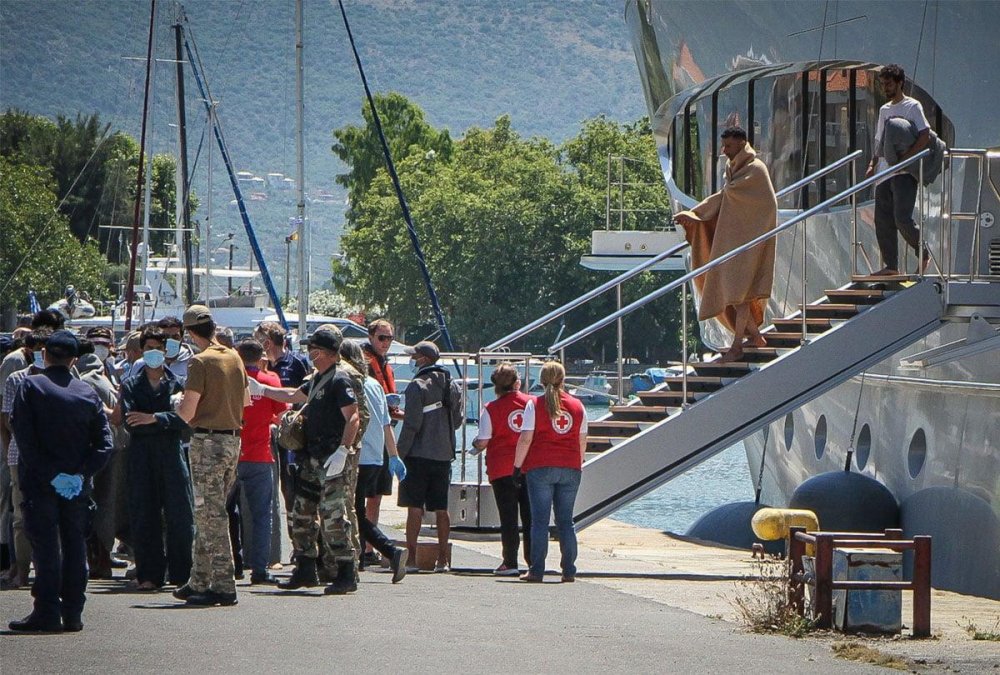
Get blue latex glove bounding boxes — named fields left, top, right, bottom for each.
left=51, top=473, right=83, bottom=499
left=389, top=456, right=407, bottom=482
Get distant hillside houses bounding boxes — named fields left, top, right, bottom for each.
left=229, top=169, right=341, bottom=210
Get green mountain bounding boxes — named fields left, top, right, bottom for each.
left=1, top=0, right=647, bottom=287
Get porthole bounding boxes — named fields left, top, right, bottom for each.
left=783, top=413, right=794, bottom=451
left=855, top=424, right=872, bottom=470
left=908, top=428, right=928, bottom=478
left=814, top=415, right=827, bottom=459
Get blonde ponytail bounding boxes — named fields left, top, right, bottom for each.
left=540, top=361, right=565, bottom=422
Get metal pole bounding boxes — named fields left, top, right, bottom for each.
left=616, top=283, right=624, bottom=402
left=801, top=218, right=808, bottom=342
left=918, top=157, right=925, bottom=277
left=460, top=354, right=469, bottom=482
left=618, top=156, right=625, bottom=230
left=605, top=154, right=611, bottom=230
left=681, top=282, right=688, bottom=406
left=204, top=104, right=213, bottom=301
left=284, top=238, right=291, bottom=305
left=140, top=63, right=155, bottom=325
left=228, top=242, right=234, bottom=295
left=295, top=0, right=307, bottom=338
left=851, top=157, right=858, bottom=277
left=174, top=19, right=194, bottom=306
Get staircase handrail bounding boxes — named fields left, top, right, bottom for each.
left=549, top=149, right=931, bottom=353
left=485, top=150, right=864, bottom=351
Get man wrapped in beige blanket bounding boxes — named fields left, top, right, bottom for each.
left=675, top=126, right=777, bottom=362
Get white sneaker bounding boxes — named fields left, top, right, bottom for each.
left=493, top=563, right=520, bottom=577
left=433, top=563, right=450, bottom=573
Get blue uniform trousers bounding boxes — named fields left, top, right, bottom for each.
left=23, top=488, right=91, bottom=622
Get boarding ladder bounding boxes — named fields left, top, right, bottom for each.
left=449, top=147, right=999, bottom=531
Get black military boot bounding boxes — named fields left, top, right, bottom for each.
left=323, top=561, right=358, bottom=595
left=278, top=556, right=319, bottom=589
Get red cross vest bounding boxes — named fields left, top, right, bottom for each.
left=522, top=391, right=586, bottom=472
left=483, top=391, right=530, bottom=480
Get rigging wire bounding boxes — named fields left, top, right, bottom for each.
left=332, top=0, right=457, bottom=353
left=842, top=369, right=868, bottom=472
left=910, top=1, right=930, bottom=96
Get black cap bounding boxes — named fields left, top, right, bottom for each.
left=45, top=330, right=79, bottom=358
left=308, top=327, right=343, bottom=352
left=405, top=340, right=440, bottom=361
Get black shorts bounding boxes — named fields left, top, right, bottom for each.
left=374, top=449, right=393, bottom=496
left=357, top=464, right=384, bottom=499
left=397, top=457, right=451, bottom=512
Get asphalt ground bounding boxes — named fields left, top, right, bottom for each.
left=0, top=544, right=885, bottom=674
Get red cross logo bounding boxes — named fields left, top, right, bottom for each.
left=553, top=411, right=573, bottom=435
left=508, top=410, right=525, bottom=432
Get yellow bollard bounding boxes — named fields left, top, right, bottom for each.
left=752, top=508, right=819, bottom=555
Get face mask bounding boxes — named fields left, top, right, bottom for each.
left=94, top=345, right=110, bottom=361
left=144, top=350, right=166, bottom=369
left=165, top=338, right=181, bottom=359
left=33, top=351, right=45, bottom=369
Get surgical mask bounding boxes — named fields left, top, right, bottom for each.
left=33, top=351, right=45, bottom=369
left=408, top=358, right=418, bottom=370
left=144, top=350, right=166, bottom=369
left=165, top=338, right=181, bottom=359
left=94, top=345, right=110, bottom=361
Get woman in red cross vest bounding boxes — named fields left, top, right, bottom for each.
left=512, top=361, right=588, bottom=583
left=471, top=363, right=532, bottom=576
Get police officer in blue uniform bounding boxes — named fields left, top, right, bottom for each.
left=8, top=330, right=113, bottom=633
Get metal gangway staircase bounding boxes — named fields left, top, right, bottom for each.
left=448, top=147, right=999, bottom=532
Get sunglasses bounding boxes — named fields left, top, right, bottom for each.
left=375, top=335, right=394, bottom=342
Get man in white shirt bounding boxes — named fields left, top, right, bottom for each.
left=865, top=63, right=931, bottom=276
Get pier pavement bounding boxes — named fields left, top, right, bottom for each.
left=2, top=505, right=996, bottom=673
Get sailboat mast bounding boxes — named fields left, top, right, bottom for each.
left=124, top=0, right=157, bottom=332
left=140, top=80, right=155, bottom=325
left=295, top=0, right=307, bottom=338
left=175, top=16, right=194, bottom=305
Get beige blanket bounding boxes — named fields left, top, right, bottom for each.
left=677, top=144, right=777, bottom=329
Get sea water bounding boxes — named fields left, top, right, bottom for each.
left=457, top=403, right=754, bottom=534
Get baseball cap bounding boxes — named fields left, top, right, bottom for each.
left=405, top=340, right=440, bottom=361
left=182, top=304, right=213, bottom=328
left=85, top=326, right=114, bottom=345
left=46, top=330, right=80, bottom=359
left=308, top=326, right=343, bottom=352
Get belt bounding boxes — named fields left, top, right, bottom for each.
left=193, top=428, right=241, bottom=437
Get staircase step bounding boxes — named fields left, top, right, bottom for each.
left=609, top=405, right=672, bottom=421
left=638, top=390, right=700, bottom=406
left=586, top=436, right=618, bottom=453
left=588, top=420, right=646, bottom=437
left=736, top=347, right=783, bottom=362
left=661, top=376, right=726, bottom=392
left=772, top=317, right=833, bottom=333
left=761, top=332, right=810, bottom=346
left=801, top=303, right=861, bottom=318
left=824, top=288, right=891, bottom=304
left=691, top=361, right=755, bottom=376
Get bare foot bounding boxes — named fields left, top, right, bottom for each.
left=719, top=346, right=744, bottom=363
left=745, top=335, right=767, bottom=348
left=872, top=267, right=900, bottom=277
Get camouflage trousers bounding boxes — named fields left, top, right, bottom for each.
left=188, top=433, right=240, bottom=594
left=289, top=453, right=359, bottom=576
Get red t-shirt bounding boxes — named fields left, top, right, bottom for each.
left=241, top=368, right=287, bottom=462
left=521, top=391, right=586, bottom=472
left=483, top=391, right=530, bottom=480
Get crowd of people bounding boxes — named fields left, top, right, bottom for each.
left=0, top=304, right=590, bottom=632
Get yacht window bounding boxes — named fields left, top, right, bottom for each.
left=855, top=423, right=872, bottom=470
left=783, top=413, right=794, bottom=451
left=907, top=428, right=928, bottom=478
left=814, top=414, right=828, bottom=460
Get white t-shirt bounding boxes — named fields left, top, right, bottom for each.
left=874, top=96, right=930, bottom=175
left=519, top=398, right=588, bottom=434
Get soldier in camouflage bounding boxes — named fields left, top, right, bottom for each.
left=250, top=326, right=363, bottom=595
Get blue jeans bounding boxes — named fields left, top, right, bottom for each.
left=526, top=467, right=581, bottom=578
left=237, top=461, right=274, bottom=575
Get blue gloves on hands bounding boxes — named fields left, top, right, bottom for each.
left=51, top=473, right=83, bottom=499
left=389, top=456, right=407, bottom=481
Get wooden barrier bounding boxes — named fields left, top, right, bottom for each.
left=788, top=527, right=932, bottom=637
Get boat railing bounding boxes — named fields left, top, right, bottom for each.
left=549, top=149, right=935, bottom=405
left=485, top=149, right=864, bottom=399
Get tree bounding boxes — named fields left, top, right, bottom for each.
left=0, top=156, right=109, bottom=326
left=332, top=95, right=688, bottom=361
left=331, top=92, right=453, bottom=210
